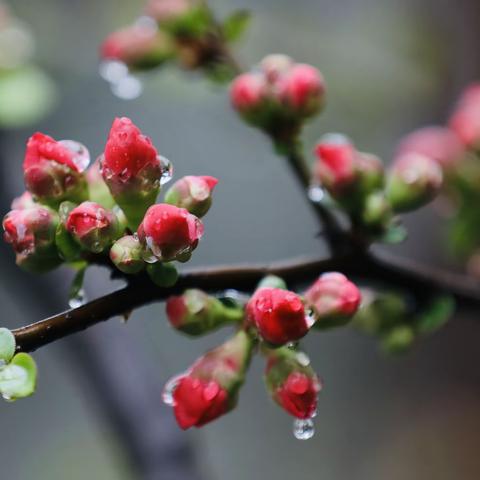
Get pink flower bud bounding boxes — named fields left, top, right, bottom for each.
left=66, top=201, right=121, bottom=253
left=137, top=203, right=203, bottom=261
left=396, top=126, right=464, bottom=170
left=169, top=330, right=253, bottom=429
left=449, top=83, right=480, bottom=148
left=230, top=72, right=268, bottom=114
left=260, top=54, right=294, bottom=84
left=100, top=24, right=172, bottom=69
left=11, top=191, right=35, bottom=210
left=86, top=159, right=115, bottom=209
left=102, top=117, right=163, bottom=228
left=276, top=64, right=325, bottom=116
left=246, top=288, right=309, bottom=345
left=304, top=272, right=361, bottom=328
left=314, top=136, right=357, bottom=193
left=145, top=0, right=192, bottom=23
left=109, top=235, right=145, bottom=274
left=387, top=152, right=443, bottom=212
left=264, top=347, right=322, bottom=419
left=3, top=206, right=60, bottom=272
left=164, top=175, right=218, bottom=217
left=23, top=132, right=88, bottom=206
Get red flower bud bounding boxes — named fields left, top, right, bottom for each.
left=11, top=191, right=35, bottom=210
left=396, top=126, right=464, bottom=170
left=314, top=136, right=357, bottom=193
left=100, top=24, right=172, bottom=70
left=260, top=54, right=294, bottom=84
left=23, top=133, right=89, bottom=206
left=102, top=117, right=163, bottom=228
left=169, top=330, right=253, bottom=429
left=230, top=72, right=268, bottom=114
left=304, top=272, right=361, bottom=328
left=276, top=63, right=325, bottom=116
left=387, top=152, right=443, bottom=212
left=164, top=175, right=218, bottom=217
left=264, top=347, right=322, bottom=419
left=246, top=288, right=309, bottom=345
left=3, top=206, right=60, bottom=272
left=66, top=201, right=121, bottom=253
left=137, top=203, right=203, bottom=262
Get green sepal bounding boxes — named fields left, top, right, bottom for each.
left=257, top=275, right=287, bottom=290
left=0, top=328, right=16, bottom=363
left=147, top=262, right=179, bottom=287
left=0, top=353, right=37, bottom=401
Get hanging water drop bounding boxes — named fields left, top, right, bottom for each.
left=99, top=60, right=129, bottom=83
left=158, top=155, right=173, bottom=185
left=162, top=374, right=183, bottom=406
left=308, top=185, right=324, bottom=203
left=111, top=75, right=143, bottom=100
left=69, top=288, right=86, bottom=309
left=59, top=139, right=91, bottom=172
left=305, top=308, right=316, bottom=328
left=293, top=418, right=315, bottom=440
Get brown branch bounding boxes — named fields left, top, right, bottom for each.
left=13, top=250, right=480, bottom=353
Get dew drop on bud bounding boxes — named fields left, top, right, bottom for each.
left=59, top=140, right=91, bottom=172
left=286, top=342, right=298, bottom=350
left=295, top=351, right=311, bottom=367
left=308, top=185, right=325, bottom=203
left=69, top=289, right=87, bottom=309
left=111, top=75, right=143, bottom=100
left=305, top=308, right=316, bottom=328
left=293, top=418, right=315, bottom=440
left=162, top=374, right=183, bottom=406
left=157, top=155, right=173, bottom=185
left=99, top=60, right=129, bottom=83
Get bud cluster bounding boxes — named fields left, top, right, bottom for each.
left=3, top=117, right=217, bottom=277
left=230, top=54, right=325, bottom=142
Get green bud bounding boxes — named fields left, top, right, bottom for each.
left=0, top=329, right=16, bottom=363
left=110, top=235, right=145, bottom=274
left=147, top=262, right=179, bottom=287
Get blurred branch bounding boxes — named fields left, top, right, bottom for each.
left=13, top=250, right=480, bottom=353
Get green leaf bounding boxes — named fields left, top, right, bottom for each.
left=0, top=328, right=15, bottom=363
left=0, top=353, right=37, bottom=401
left=416, top=295, right=455, bottom=335
left=222, top=10, right=251, bottom=43
left=380, top=325, right=415, bottom=355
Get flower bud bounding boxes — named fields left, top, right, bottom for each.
left=110, top=235, right=145, bottom=274
left=264, top=347, right=322, bottom=419
left=304, top=272, right=361, bottom=329
left=313, top=135, right=357, bottom=194
left=145, top=0, right=192, bottom=23
left=276, top=63, right=325, bottom=117
left=230, top=72, right=268, bottom=117
left=102, top=117, right=163, bottom=229
left=100, top=24, right=173, bottom=70
left=380, top=325, right=415, bottom=354
left=86, top=159, right=115, bottom=209
left=170, top=330, right=253, bottom=429
left=3, top=205, right=61, bottom=272
left=23, top=132, right=89, bottom=206
left=137, top=203, right=203, bottom=262
left=396, top=126, right=464, bottom=170
left=246, top=288, right=310, bottom=345
left=11, top=191, right=34, bottom=210
left=166, top=289, right=243, bottom=335
left=449, top=83, right=480, bottom=149
left=66, top=201, right=121, bottom=253
left=164, top=175, right=218, bottom=217
left=361, top=191, right=393, bottom=230
left=260, top=54, right=294, bottom=83
left=386, top=152, right=443, bottom=212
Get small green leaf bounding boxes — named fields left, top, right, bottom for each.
left=416, top=295, right=455, bottom=335
left=0, top=353, right=37, bottom=401
left=222, top=10, right=251, bottom=43
left=0, top=328, right=15, bottom=363
left=380, top=223, right=408, bottom=244
left=380, top=325, right=415, bottom=355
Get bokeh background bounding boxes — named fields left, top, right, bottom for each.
left=1, top=0, right=480, bottom=479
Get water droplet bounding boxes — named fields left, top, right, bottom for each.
left=162, top=374, right=184, bottom=406
left=308, top=185, right=325, bottom=203
left=305, top=309, right=316, bottom=328
left=286, top=342, right=298, bottom=350
left=2, top=393, right=12, bottom=402
left=111, top=75, right=143, bottom=100
left=99, top=60, right=129, bottom=83
left=157, top=155, right=173, bottom=185
left=293, top=418, right=315, bottom=440
left=218, top=289, right=250, bottom=306
left=69, top=289, right=86, bottom=309
left=134, top=15, right=158, bottom=31
left=91, top=241, right=103, bottom=253
left=59, top=140, right=91, bottom=172
left=296, top=352, right=311, bottom=367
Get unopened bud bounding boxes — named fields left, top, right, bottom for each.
left=110, top=235, right=145, bottom=274
left=146, top=262, right=178, bottom=287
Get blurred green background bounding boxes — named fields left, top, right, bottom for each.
left=1, top=0, right=480, bottom=479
